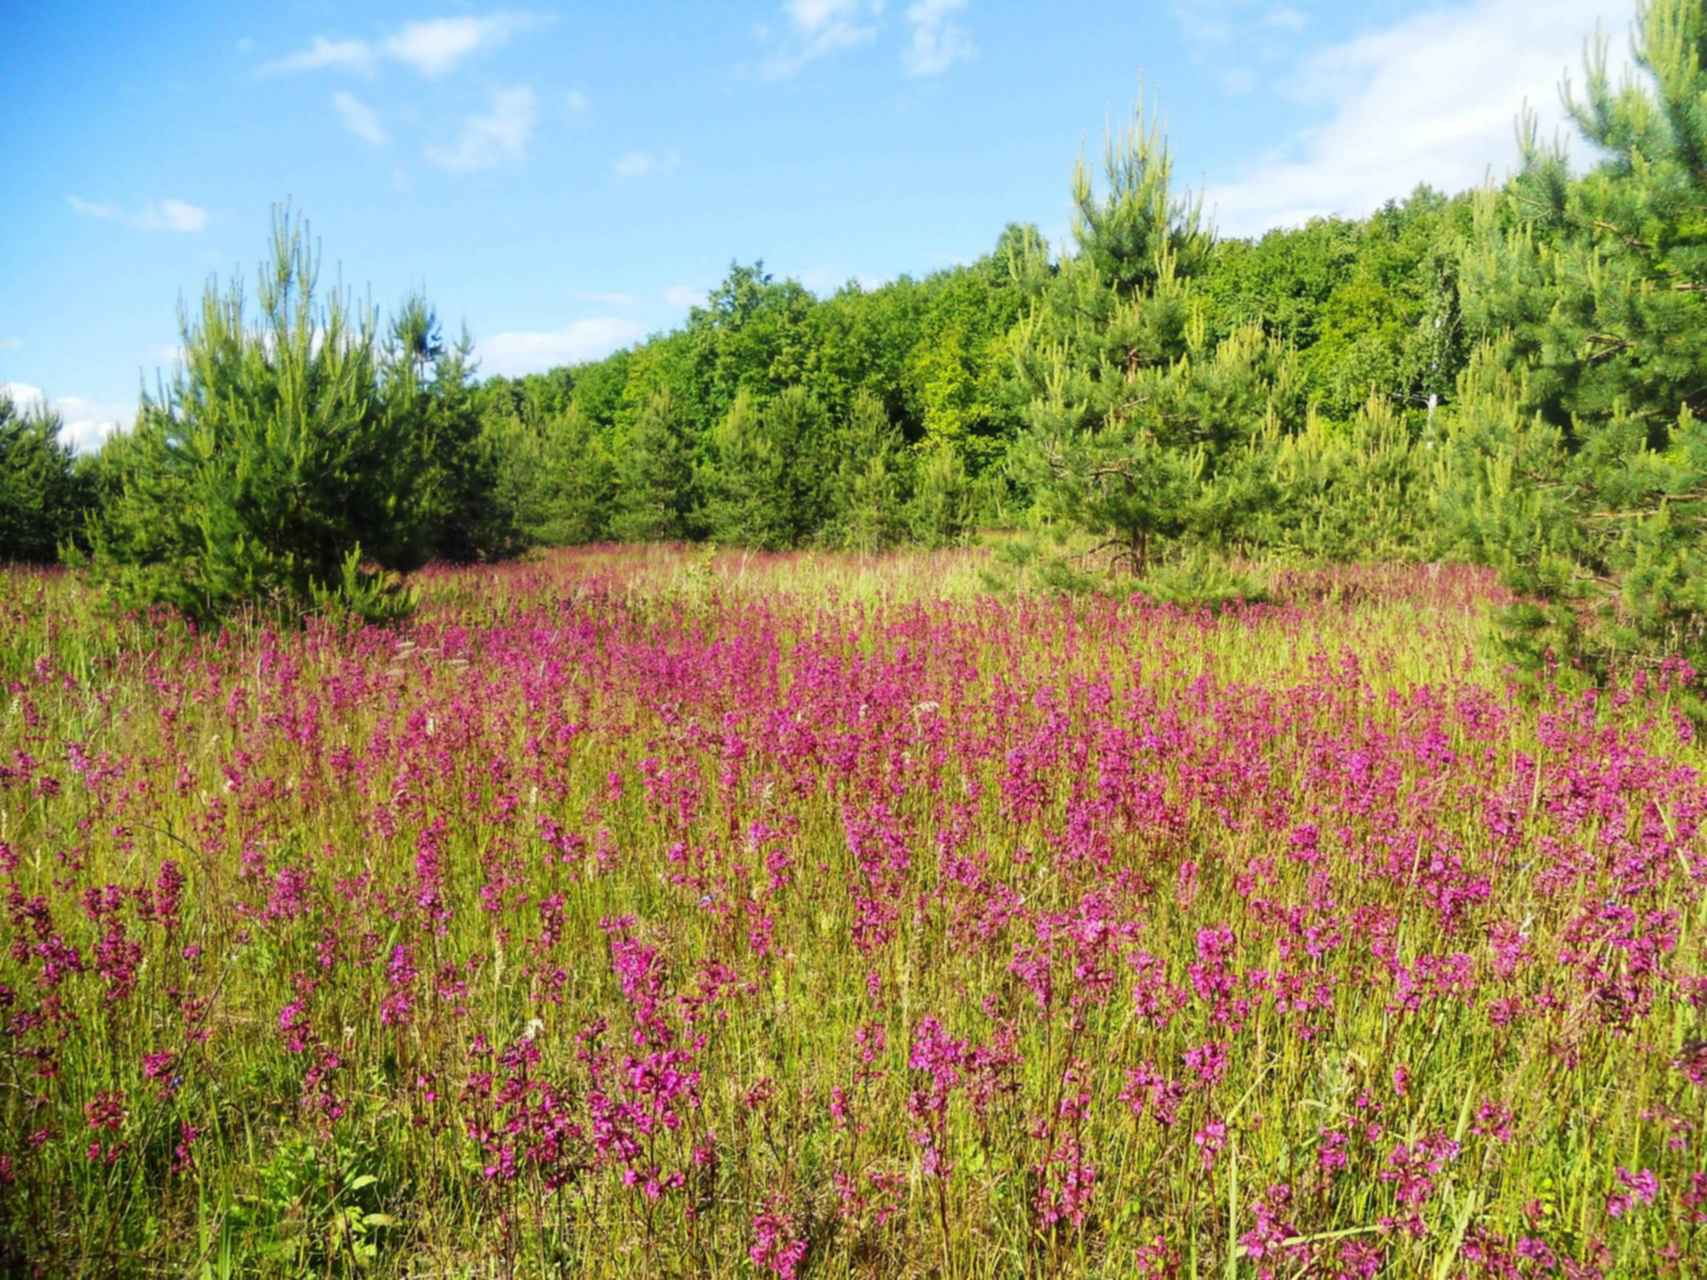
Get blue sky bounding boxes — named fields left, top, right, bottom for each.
left=2, top=0, right=1636, bottom=449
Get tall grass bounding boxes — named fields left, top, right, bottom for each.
left=1, top=548, right=1701, bottom=1276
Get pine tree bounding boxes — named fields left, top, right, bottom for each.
left=907, top=440, right=973, bottom=548
left=700, top=386, right=833, bottom=549
left=513, top=401, right=615, bottom=546
left=1444, top=0, right=1707, bottom=685
left=86, top=209, right=422, bottom=623
left=1010, top=102, right=1304, bottom=574
left=0, top=392, right=91, bottom=563
left=1260, top=396, right=1431, bottom=560
left=381, top=299, right=519, bottom=564
left=611, top=389, right=696, bottom=543
left=700, top=390, right=790, bottom=549
left=833, top=389, right=908, bottom=552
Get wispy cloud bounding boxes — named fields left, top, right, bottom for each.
left=663, top=284, right=707, bottom=309
left=902, top=0, right=975, bottom=77
left=384, top=14, right=541, bottom=77
left=1204, top=0, right=1638, bottom=236
left=476, top=317, right=645, bottom=377
left=331, top=91, right=389, bottom=146
left=424, top=85, right=538, bottom=172
left=260, top=35, right=376, bottom=76
left=566, top=88, right=590, bottom=116
left=0, top=338, right=20, bottom=351
left=1, top=382, right=134, bottom=453
left=613, top=149, right=680, bottom=179
left=262, top=12, right=544, bottom=80
left=574, top=290, right=636, bottom=306
left=67, top=195, right=119, bottom=220
left=68, top=195, right=207, bottom=233
left=758, top=0, right=881, bottom=80
left=1173, top=1, right=1312, bottom=49
left=149, top=200, right=207, bottom=233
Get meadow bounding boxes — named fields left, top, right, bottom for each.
left=1, top=546, right=1703, bottom=1277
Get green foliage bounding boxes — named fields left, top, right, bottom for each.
left=494, top=399, right=615, bottom=546
left=0, top=392, right=92, bottom=563
left=699, top=388, right=824, bottom=549
left=832, top=389, right=910, bottom=552
left=908, top=440, right=974, bottom=548
left=1009, top=100, right=1315, bottom=572
left=611, top=388, right=697, bottom=542
left=1068, top=104, right=1212, bottom=294
left=86, top=210, right=437, bottom=624
left=224, top=1129, right=401, bottom=1273
left=1256, top=397, right=1433, bottom=560
left=1136, top=548, right=1272, bottom=612
left=468, top=174, right=1481, bottom=569
left=383, top=300, right=521, bottom=565
left=1445, top=0, right=1707, bottom=687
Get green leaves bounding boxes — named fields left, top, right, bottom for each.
left=0, top=391, right=93, bottom=563
left=611, top=388, right=697, bottom=543
left=85, top=206, right=486, bottom=626
left=1442, top=0, right=1707, bottom=687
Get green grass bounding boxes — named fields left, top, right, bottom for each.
left=0, top=547, right=1701, bottom=1277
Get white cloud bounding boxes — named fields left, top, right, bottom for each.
left=663, top=284, right=706, bottom=309
left=1174, top=2, right=1276, bottom=44
left=384, top=14, right=539, bottom=77
left=1203, top=0, right=1639, bottom=237
left=69, top=195, right=207, bottom=233
left=147, top=199, right=207, bottom=233
left=332, top=91, right=389, bottom=145
left=262, top=13, right=542, bottom=80
left=759, top=0, right=881, bottom=79
left=1, top=382, right=134, bottom=453
left=476, top=317, right=645, bottom=377
left=574, top=290, right=636, bottom=306
left=425, top=85, right=538, bottom=172
left=67, top=195, right=119, bottom=220
left=902, top=0, right=974, bottom=77
left=613, top=149, right=679, bottom=179
left=260, top=35, right=376, bottom=76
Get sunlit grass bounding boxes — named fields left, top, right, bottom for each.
left=1, top=548, right=1701, bottom=1277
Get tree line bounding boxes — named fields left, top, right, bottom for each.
left=4, top=0, right=1705, bottom=695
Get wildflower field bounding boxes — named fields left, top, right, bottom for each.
left=1, top=547, right=1703, bottom=1278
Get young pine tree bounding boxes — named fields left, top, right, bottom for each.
left=1443, top=0, right=1707, bottom=687
left=0, top=392, right=92, bottom=563
left=1009, top=102, right=1232, bottom=572
left=500, top=400, right=615, bottom=546
left=381, top=298, right=520, bottom=564
left=833, top=389, right=909, bottom=552
left=700, top=386, right=833, bottom=549
left=86, top=210, right=421, bottom=623
left=907, top=440, right=974, bottom=548
left=611, top=389, right=696, bottom=543
left=700, top=389, right=790, bottom=549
